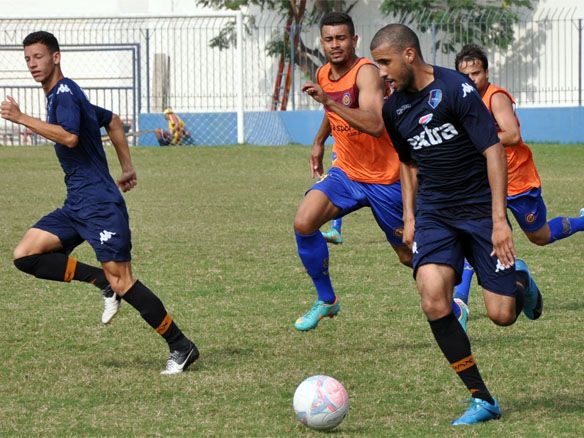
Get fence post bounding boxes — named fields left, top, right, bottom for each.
left=579, top=18, right=582, bottom=107
left=290, top=23, right=296, bottom=111
left=431, top=22, right=437, bottom=65
left=236, top=11, right=244, bottom=144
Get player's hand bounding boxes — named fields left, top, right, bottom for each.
left=117, top=168, right=137, bottom=192
left=491, top=220, right=515, bottom=268
left=302, top=82, right=329, bottom=106
left=402, top=218, right=415, bottom=248
left=0, top=96, right=23, bottom=123
left=309, top=143, right=325, bottom=178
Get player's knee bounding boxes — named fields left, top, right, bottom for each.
left=13, top=244, right=35, bottom=259
left=526, top=233, right=549, bottom=246
left=293, top=214, right=317, bottom=235
left=397, top=250, right=412, bottom=267
left=487, top=309, right=516, bottom=326
left=420, top=295, right=450, bottom=320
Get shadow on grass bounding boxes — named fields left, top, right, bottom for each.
left=506, top=392, right=584, bottom=415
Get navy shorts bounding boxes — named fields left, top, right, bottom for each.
left=309, top=166, right=404, bottom=246
left=412, top=209, right=516, bottom=296
left=33, top=202, right=132, bottom=262
left=507, top=187, right=547, bottom=232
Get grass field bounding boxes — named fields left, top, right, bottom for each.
left=1, top=143, right=583, bottom=436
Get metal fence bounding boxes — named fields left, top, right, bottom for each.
left=0, top=10, right=581, bottom=145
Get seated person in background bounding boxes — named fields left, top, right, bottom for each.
left=155, top=108, right=193, bottom=145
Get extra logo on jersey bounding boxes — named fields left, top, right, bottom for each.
left=99, top=230, right=117, bottom=244
left=342, top=92, right=352, bottom=106
left=407, top=123, right=459, bottom=150
left=428, top=89, right=442, bottom=109
left=418, top=113, right=433, bottom=125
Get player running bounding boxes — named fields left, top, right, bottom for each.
left=372, top=24, right=543, bottom=425
left=293, top=12, right=412, bottom=331
left=453, top=43, right=584, bottom=305
left=1, top=31, right=198, bottom=375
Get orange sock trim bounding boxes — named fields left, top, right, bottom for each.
left=451, top=355, right=476, bottom=373
left=64, top=257, right=77, bottom=282
left=155, top=313, right=173, bottom=335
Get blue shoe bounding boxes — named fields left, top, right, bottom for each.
left=294, top=298, right=340, bottom=331
left=452, top=397, right=501, bottom=425
left=321, top=229, right=343, bottom=245
left=515, top=259, right=543, bottom=320
left=454, top=298, right=469, bottom=333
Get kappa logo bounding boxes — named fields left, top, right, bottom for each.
left=495, top=258, right=511, bottom=273
left=407, top=122, right=459, bottom=150
left=428, top=89, right=442, bottom=109
left=411, top=241, right=418, bottom=254
left=99, top=230, right=117, bottom=244
left=56, top=83, right=72, bottom=95
left=461, top=82, right=476, bottom=98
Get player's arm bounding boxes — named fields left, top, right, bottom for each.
left=490, top=92, right=521, bottom=146
left=302, top=65, right=385, bottom=137
left=104, top=112, right=137, bottom=193
left=0, top=96, right=78, bottom=148
left=483, top=143, right=515, bottom=267
left=309, top=115, right=331, bottom=178
left=400, top=162, right=418, bottom=248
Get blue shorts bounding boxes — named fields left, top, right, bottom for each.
left=412, top=209, right=516, bottom=296
left=507, top=187, right=547, bottom=232
left=33, top=202, right=132, bottom=262
left=309, top=166, right=404, bottom=246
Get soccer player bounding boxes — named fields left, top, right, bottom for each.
left=0, top=31, right=198, bottom=375
left=293, top=12, right=412, bottom=331
left=453, top=43, right=584, bottom=304
left=371, top=24, right=543, bottom=425
left=155, top=108, right=193, bottom=146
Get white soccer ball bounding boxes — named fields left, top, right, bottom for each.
left=293, top=375, right=349, bottom=431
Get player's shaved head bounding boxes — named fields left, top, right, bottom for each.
left=370, top=24, right=423, bottom=61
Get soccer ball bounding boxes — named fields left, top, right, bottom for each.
left=293, top=375, right=349, bottom=431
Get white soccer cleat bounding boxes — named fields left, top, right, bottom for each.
left=161, top=341, right=199, bottom=375
left=101, top=286, right=121, bottom=324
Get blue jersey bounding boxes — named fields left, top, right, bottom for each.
left=382, top=66, right=499, bottom=212
left=46, top=78, right=122, bottom=207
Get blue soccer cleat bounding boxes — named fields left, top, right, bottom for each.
left=454, top=298, right=469, bottom=333
left=294, top=298, right=340, bottom=331
left=515, top=259, right=543, bottom=320
left=321, top=229, right=343, bottom=245
left=452, top=397, right=502, bottom=426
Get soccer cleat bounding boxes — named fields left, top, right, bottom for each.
left=161, top=340, right=200, bottom=375
left=515, top=259, right=543, bottom=320
left=294, top=298, right=340, bottom=331
left=452, top=397, right=501, bottom=425
left=454, top=298, right=469, bottom=333
left=101, top=285, right=121, bottom=324
left=321, top=229, right=343, bottom=245
left=580, top=208, right=584, bottom=217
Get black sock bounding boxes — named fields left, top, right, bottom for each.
left=14, top=253, right=110, bottom=291
left=122, top=280, right=188, bottom=350
left=429, top=312, right=494, bottom=404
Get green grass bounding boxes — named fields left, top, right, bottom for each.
left=1, top=143, right=584, bottom=436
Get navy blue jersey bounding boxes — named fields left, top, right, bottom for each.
left=382, top=66, right=499, bottom=211
left=46, top=78, right=122, bottom=207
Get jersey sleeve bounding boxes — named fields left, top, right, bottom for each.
left=55, top=90, right=81, bottom=136
left=382, top=100, right=413, bottom=164
left=92, top=105, right=114, bottom=128
left=451, top=78, right=499, bottom=152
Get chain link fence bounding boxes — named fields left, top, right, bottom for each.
left=0, top=9, right=581, bottom=145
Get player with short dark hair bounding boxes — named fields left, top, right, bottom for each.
left=1, top=30, right=198, bottom=375
left=371, top=23, right=543, bottom=425
left=453, top=43, right=584, bottom=305
left=293, top=13, right=412, bottom=331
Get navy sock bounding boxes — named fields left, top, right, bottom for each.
left=548, top=216, right=584, bottom=243
left=295, top=230, right=336, bottom=303
left=453, top=260, right=474, bottom=304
